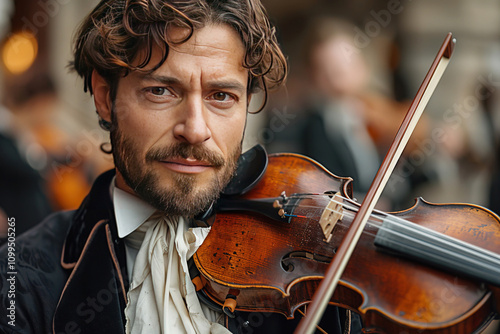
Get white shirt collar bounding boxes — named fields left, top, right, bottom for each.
left=112, top=181, right=156, bottom=238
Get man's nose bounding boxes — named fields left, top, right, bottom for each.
left=173, top=97, right=211, bottom=144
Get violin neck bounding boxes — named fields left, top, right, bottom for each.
left=374, top=216, right=500, bottom=287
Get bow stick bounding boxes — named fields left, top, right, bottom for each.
left=295, top=32, right=456, bottom=334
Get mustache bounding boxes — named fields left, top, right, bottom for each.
left=145, top=143, right=225, bottom=168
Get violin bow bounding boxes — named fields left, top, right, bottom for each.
left=295, top=32, right=456, bottom=334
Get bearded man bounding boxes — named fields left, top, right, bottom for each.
left=0, top=1, right=361, bottom=333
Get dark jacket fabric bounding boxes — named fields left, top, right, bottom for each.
left=0, top=170, right=361, bottom=334
left=0, top=170, right=127, bottom=334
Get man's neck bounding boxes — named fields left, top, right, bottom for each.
left=114, top=169, right=138, bottom=197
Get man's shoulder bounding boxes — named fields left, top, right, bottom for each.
left=0, top=211, right=75, bottom=333
left=0, top=211, right=75, bottom=286
left=0, top=210, right=75, bottom=260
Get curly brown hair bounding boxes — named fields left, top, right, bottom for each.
left=71, top=0, right=287, bottom=111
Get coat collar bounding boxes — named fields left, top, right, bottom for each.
left=61, top=169, right=117, bottom=267
left=54, top=219, right=128, bottom=334
left=54, top=169, right=129, bottom=333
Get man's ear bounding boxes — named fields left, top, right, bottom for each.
left=91, top=70, right=112, bottom=122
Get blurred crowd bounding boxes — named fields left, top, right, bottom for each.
left=0, top=72, right=113, bottom=241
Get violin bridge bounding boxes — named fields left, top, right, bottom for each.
left=319, top=192, right=343, bottom=243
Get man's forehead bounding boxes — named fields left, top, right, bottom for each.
left=130, top=24, right=248, bottom=81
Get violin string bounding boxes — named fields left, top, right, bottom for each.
left=286, top=193, right=500, bottom=266
left=356, top=207, right=500, bottom=264
left=293, top=202, right=500, bottom=272
left=375, top=207, right=500, bottom=259
left=323, top=196, right=500, bottom=263
left=358, top=208, right=500, bottom=267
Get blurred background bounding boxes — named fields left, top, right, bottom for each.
left=2, top=0, right=500, bottom=235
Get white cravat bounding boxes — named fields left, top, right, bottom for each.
left=111, top=182, right=229, bottom=333
left=124, top=214, right=229, bottom=334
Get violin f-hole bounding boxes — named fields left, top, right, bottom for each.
left=281, top=251, right=333, bottom=273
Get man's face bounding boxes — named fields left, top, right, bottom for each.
left=101, top=24, right=248, bottom=217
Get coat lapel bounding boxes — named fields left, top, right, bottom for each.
left=53, top=220, right=128, bottom=333
left=54, top=170, right=129, bottom=334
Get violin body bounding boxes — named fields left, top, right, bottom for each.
left=193, top=153, right=500, bottom=333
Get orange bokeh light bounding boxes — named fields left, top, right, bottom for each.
left=2, top=32, right=38, bottom=74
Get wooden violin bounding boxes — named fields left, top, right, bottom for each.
left=192, top=149, right=500, bottom=333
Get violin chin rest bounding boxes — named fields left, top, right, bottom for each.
left=222, top=144, right=268, bottom=196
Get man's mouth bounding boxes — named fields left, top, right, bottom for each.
left=159, top=157, right=213, bottom=174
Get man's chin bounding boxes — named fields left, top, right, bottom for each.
left=142, top=175, right=221, bottom=216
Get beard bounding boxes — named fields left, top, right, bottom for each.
left=110, top=124, right=241, bottom=218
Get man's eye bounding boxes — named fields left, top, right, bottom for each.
left=147, top=87, right=172, bottom=96
left=212, top=92, right=231, bottom=101
left=149, top=87, right=169, bottom=95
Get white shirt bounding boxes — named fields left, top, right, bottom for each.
left=112, top=183, right=156, bottom=279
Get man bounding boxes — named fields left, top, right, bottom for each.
left=0, top=1, right=360, bottom=333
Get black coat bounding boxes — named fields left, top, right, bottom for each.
left=0, top=170, right=361, bottom=334
left=0, top=170, right=128, bottom=333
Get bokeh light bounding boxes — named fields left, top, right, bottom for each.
left=2, top=31, right=38, bottom=74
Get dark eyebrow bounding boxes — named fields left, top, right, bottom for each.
left=206, top=80, right=247, bottom=95
left=139, top=73, right=182, bottom=86
left=139, top=73, right=247, bottom=94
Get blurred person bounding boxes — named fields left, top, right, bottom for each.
left=0, top=0, right=54, bottom=239
left=2, top=73, right=106, bottom=211
left=0, top=101, right=53, bottom=236
left=267, top=18, right=430, bottom=209
left=410, top=79, right=496, bottom=210
left=477, top=81, right=500, bottom=214
left=0, top=1, right=362, bottom=334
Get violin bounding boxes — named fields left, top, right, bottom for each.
left=191, top=33, right=500, bottom=333
left=192, top=147, right=500, bottom=333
